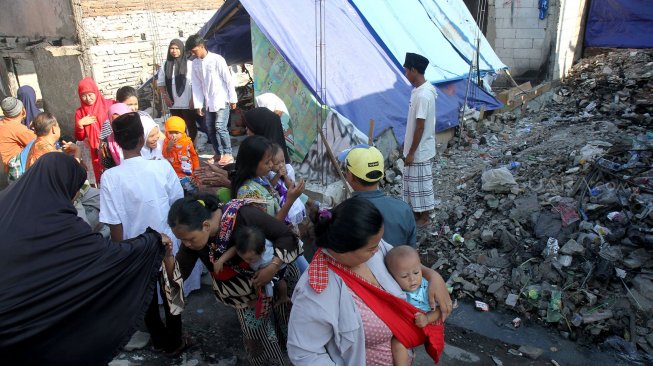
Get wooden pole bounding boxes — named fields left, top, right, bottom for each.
left=368, top=118, right=374, bottom=145
left=318, top=128, right=351, bottom=197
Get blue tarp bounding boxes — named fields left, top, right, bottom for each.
left=198, top=2, right=251, bottom=65
left=198, top=0, right=503, bottom=141
left=350, top=0, right=506, bottom=83
left=240, top=0, right=414, bottom=141
left=585, top=0, right=653, bottom=49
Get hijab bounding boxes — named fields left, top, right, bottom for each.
left=0, top=153, right=165, bottom=365
left=244, top=107, right=290, bottom=163
left=108, top=102, right=132, bottom=121
left=164, top=39, right=188, bottom=99
left=140, top=111, right=163, bottom=160
left=164, top=116, right=192, bottom=146
left=75, top=77, right=113, bottom=149
left=16, top=85, right=40, bottom=128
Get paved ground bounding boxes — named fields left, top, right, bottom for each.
left=111, top=273, right=622, bottom=366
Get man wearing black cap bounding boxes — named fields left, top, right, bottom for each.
left=402, top=52, right=437, bottom=227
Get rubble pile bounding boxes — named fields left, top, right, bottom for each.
left=380, top=50, right=653, bottom=361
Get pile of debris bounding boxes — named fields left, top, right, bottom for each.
left=378, top=50, right=653, bottom=362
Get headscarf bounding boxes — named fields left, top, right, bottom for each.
left=164, top=39, right=188, bottom=100
left=0, top=153, right=164, bottom=365
left=16, top=85, right=39, bottom=128
left=75, top=77, right=113, bottom=150
left=104, top=103, right=132, bottom=166
left=140, top=111, right=163, bottom=160
left=108, top=103, right=132, bottom=121
left=244, top=107, right=290, bottom=163
left=164, top=116, right=191, bottom=146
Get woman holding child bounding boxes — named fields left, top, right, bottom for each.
left=287, top=197, right=451, bottom=365
left=167, top=193, right=301, bottom=366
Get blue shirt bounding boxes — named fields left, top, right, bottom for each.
left=404, top=278, right=430, bottom=312
left=352, top=190, right=416, bottom=247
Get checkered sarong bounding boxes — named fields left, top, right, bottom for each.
left=402, top=159, right=435, bottom=212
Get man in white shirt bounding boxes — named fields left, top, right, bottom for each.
left=402, top=52, right=437, bottom=227
left=186, top=34, right=237, bottom=166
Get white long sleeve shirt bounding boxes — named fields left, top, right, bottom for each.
left=191, top=52, right=237, bottom=112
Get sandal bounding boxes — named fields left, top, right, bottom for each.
left=164, top=335, right=193, bottom=358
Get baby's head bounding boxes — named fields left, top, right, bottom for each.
left=164, top=116, right=186, bottom=142
left=385, top=246, right=423, bottom=292
left=234, top=226, right=266, bottom=264
left=269, top=143, right=285, bottom=174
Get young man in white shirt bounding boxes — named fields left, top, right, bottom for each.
left=99, top=112, right=189, bottom=356
left=402, top=52, right=437, bottom=227
left=185, top=34, right=237, bottom=166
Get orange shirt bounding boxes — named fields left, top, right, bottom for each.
left=25, top=137, right=57, bottom=170
left=0, top=118, right=35, bottom=172
left=162, top=138, right=200, bottom=178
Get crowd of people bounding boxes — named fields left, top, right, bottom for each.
left=0, top=32, right=451, bottom=365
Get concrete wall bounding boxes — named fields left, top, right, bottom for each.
left=490, top=0, right=557, bottom=77
left=78, top=0, right=223, bottom=98
left=32, top=46, right=85, bottom=138
left=0, top=0, right=76, bottom=39
left=488, top=0, right=587, bottom=81
left=551, top=0, right=588, bottom=80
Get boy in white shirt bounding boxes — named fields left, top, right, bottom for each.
left=100, top=112, right=189, bottom=356
left=402, top=52, right=437, bottom=227
left=185, top=34, right=237, bottom=166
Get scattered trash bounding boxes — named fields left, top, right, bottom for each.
left=542, top=238, right=559, bottom=258
left=475, top=300, right=490, bottom=312
left=507, top=349, right=522, bottom=357
left=481, top=167, right=518, bottom=192
left=451, top=233, right=465, bottom=243
left=512, top=317, right=522, bottom=328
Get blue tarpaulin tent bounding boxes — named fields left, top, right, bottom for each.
left=198, top=0, right=504, bottom=149
left=584, top=0, right=653, bottom=49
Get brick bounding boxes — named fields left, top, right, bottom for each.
left=532, top=38, right=546, bottom=49
left=514, top=48, right=539, bottom=59
left=530, top=58, right=544, bottom=68
left=496, top=48, right=514, bottom=58
left=515, top=0, right=538, bottom=8
left=512, top=17, right=544, bottom=29
left=494, top=8, right=513, bottom=19
left=511, top=7, right=539, bottom=18
left=496, top=28, right=517, bottom=39
left=513, top=58, right=531, bottom=69
left=515, top=28, right=546, bottom=39
left=504, top=38, right=533, bottom=49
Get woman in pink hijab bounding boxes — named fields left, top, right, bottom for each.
left=101, top=103, right=132, bottom=167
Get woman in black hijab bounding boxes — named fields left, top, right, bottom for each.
left=244, top=107, right=290, bottom=164
left=158, top=39, right=197, bottom=141
left=0, top=153, right=169, bottom=365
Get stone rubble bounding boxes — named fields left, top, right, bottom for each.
left=377, top=49, right=653, bottom=361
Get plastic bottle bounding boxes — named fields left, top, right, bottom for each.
left=507, top=161, right=521, bottom=170
left=451, top=233, right=465, bottom=243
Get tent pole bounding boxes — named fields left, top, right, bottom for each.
left=204, top=4, right=242, bottom=39
left=318, top=128, right=351, bottom=197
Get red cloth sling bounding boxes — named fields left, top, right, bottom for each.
left=309, top=249, right=445, bottom=364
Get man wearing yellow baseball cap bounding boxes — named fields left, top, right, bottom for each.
left=338, top=144, right=416, bottom=247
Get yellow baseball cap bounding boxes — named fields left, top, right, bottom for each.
left=337, top=144, right=384, bottom=182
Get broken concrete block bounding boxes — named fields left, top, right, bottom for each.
left=518, top=345, right=543, bottom=360
left=505, top=293, right=519, bottom=307
left=559, top=239, right=585, bottom=255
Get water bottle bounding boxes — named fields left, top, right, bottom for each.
left=505, top=161, right=521, bottom=170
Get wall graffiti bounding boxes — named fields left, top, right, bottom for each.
left=296, top=110, right=367, bottom=185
